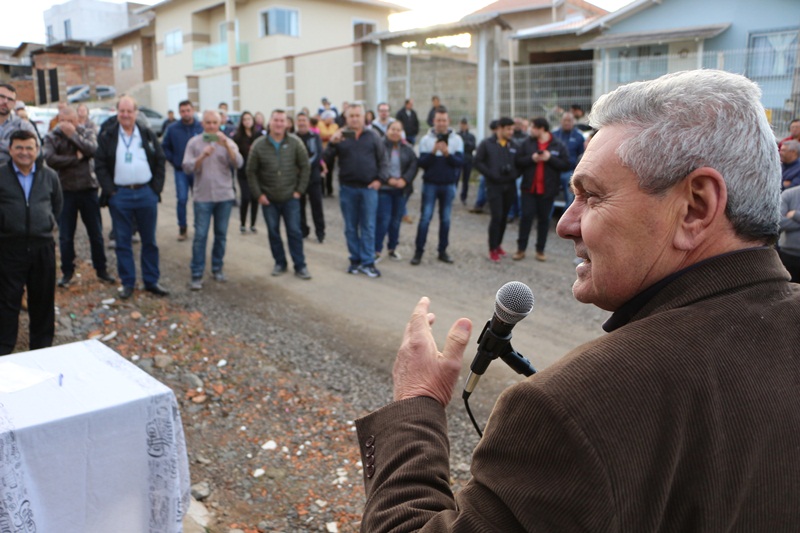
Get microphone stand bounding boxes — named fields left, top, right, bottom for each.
left=462, top=321, right=536, bottom=437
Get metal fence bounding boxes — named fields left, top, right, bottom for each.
left=500, top=47, right=800, bottom=135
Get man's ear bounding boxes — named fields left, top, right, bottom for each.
left=673, top=167, right=727, bottom=251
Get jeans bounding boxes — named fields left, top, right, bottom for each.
left=376, top=188, right=405, bottom=253
left=58, top=189, right=107, bottom=275
left=415, top=182, right=455, bottom=255
left=108, top=186, right=160, bottom=288
left=263, top=198, right=306, bottom=271
left=0, top=242, right=55, bottom=355
left=339, top=185, right=378, bottom=266
left=459, top=159, right=473, bottom=203
left=237, top=172, right=258, bottom=228
left=517, top=192, right=556, bottom=253
left=507, top=176, right=522, bottom=219
left=300, top=175, right=325, bottom=240
left=191, top=200, right=233, bottom=278
left=175, top=169, right=194, bottom=229
left=486, top=182, right=516, bottom=250
left=474, top=175, right=487, bottom=208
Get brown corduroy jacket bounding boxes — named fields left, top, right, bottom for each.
left=356, top=247, right=800, bottom=532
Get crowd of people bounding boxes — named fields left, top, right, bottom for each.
left=1, top=77, right=800, bottom=354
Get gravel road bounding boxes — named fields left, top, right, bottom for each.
left=40, top=167, right=611, bottom=531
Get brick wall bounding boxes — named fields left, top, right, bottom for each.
left=9, top=80, right=35, bottom=104
left=33, top=53, right=114, bottom=88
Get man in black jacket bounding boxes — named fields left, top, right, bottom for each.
left=514, top=117, right=571, bottom=261
left=296, top=112, right=326, bottom=243
left=43, top=106, right=114, bottom=287
left=0, top=130, right=62, bottom=354
left=395, top=99, right=420, bottom=145
left=457, top=118, right=476, bottom=205
left=474, top=117, right=518, bottom=262
left=95, top=96, right=168, bottom=300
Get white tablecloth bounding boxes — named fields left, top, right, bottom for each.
left=0, top=340, right=190, bottom=533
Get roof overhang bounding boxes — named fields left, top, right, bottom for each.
left=361, top=14, right=512, bottom=45
left=581, top=23, right=731, bottom=49
left=137, top=0, right=408, bottom=14
left=95, top=18, right=154, bottom=46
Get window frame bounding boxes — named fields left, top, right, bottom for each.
left=164, top=29, right=183, bottom=56
left=747, top=28, right=799, bottom=79
left=259, top=6, right=300, bottom=38
left=64, top=19, right=72, bottom=40
left=119, top=46, right=133, bottom=70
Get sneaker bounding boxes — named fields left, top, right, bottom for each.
left=388, top=250, right=402, bottom=261
left=347, top=263, right=361, bottom=275
left=131, top=233, right=141, bottom=244
left=57, top=273, right=73, bottom=287
left=212, top=271, right=227, bottom=282
left=497, top=246, right=507, bottom=257
left=295, top=267, right=312, bottom=280
left=437, top=252, right=454, bottom=264
left=359, top=264, right=381, bottom=278
left=178, top=227, right=188, bottom=241
left=374, top=252, right=382, bottom=264
left=97, top=270, right=116, bottom=284
left=250, top=226, right=257, bottom=234
left=535, top=251, right=547, bottom=262
left=512, top=251, right=526, bottom=261
left=189, top=278, right=203, bottom=291
left=410, top=252, right=423, bottom=266
left=489, top=249, right=501, bottom=263
left=271, top=264, right=287, bottom=276
left=107, top=239, right=116, bottom=250
left=240, top=226, right=247, bottom=234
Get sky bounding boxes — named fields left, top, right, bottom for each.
left=4, top=0, right=636, bottom=49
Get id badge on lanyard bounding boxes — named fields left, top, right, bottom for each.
left=125, top=152, right=133, bottom=163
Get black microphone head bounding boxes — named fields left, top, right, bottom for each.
left=495, top=281, right=534, bottom=325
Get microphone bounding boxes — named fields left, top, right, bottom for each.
left=463, top=281, right=534, bottom=397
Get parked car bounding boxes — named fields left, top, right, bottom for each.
left=137, top=106, right=165, bottom=134
left=67, top=84, right=117, bottom=103
left=26, top=106, right=60, bottom=133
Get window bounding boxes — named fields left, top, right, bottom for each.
left=46, top=25, right=54, bottom=44
left=119, top=46, right=133, bottom=70
left=219, top=20, right=239, bottom=43
left=165, top=29, right=183, bottom=56
left=353, top=21, right=376, bottom=41
left=261, top=8, right=299, bottom=37
left=748, top=29, right=798, bottom=78
left=64, top=20, right=72, bottom=40
left=614, top=44, right=668, bottom=84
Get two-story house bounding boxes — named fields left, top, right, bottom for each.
left=140, top=0, right=403, bottom=115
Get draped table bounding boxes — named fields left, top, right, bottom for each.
left=0, top=340, right=190, bottom=533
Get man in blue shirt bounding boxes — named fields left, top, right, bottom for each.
left=551, top=112, right=586, bottom=209
left=0, top=130, right=62, bottom=354
left=780, top=140, right=800, bottom=190
left=162, top=100, right=202, bottom=241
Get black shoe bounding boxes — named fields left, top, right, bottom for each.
left=57, top=273, right=73, bottom=287
left=144, top=283, right=170, bottom=297
left=119, top=286, right=135, bottom=299
left=410, top=252, right=423, bottom=266
left=97, top=271, right=116, bottom=284
left=438, top=252, right=454, bottom=264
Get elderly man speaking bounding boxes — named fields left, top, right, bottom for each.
left=355, top=70, right=800, bottom=532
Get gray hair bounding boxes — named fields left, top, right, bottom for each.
left=784, top=140, right=800, bottom=155
left=589, top=69, right=780, bottom=243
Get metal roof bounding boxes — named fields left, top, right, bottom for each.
left=581, top=23, right=731, bottom=49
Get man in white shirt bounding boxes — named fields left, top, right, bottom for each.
left=95, top=96, right=168, bottom=300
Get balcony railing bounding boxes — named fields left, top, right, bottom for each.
left=193, top=42, right=249, bottom=71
